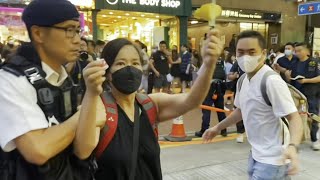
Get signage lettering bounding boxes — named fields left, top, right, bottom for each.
left=140, top=0, right=160, bottom=6
left=222, top=10, right=262, bottom=19
left=106, top=0, right=181, bottom=8
left=122, top=0, right=137, bottom=4
left=161, top=0, right=180, bottom=8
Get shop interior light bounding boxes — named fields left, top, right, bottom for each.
left=84, top=26, right=89, bottom=32
left=118, top=16, right=122, bottom=18
left=109, top=12, right=114, bottom=15
left=132, top=17, right=137, bottom=20
left=125, top=13, right=130, bottom=16
left=156, top=15, right=160, bottom=18
left=141, top=14, right=145, bottom=17
left=120, top=25, right=129, bottom=28
left=191, top=20, right=198, bottom=24
left=102, top=15, right=107, bottom=17
left=16, top=12, right=22, bottom=16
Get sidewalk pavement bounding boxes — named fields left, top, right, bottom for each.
left=161, top=139, right=320, bottom=180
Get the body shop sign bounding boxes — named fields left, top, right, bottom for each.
left=106, top=0, right=180, bottom=8
left=96, top=0, right=191, bottom=16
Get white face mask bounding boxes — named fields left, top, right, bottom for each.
left=284, top=50, right=293, bottom=56
left=237, top=54, right=262, bottom=73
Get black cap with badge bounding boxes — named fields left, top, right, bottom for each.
left=22, top=0, right=80, bottom=31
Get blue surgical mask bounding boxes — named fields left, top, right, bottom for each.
left=284, top=50, right=293, bottom=56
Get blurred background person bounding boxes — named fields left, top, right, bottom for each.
left=135, top=40, right=149, bottom=94
left=66, top=38, right=93, bottom=102
left=169, top=45, right=182, bottom=93
left=224, top=54, right=235, bottom=110
left=149, top=41, right=173, bottom=93
left=179, top=44, right=192, bottom=93
left=95, top=40, right=106, bottom=59
left=87, top=40, right=97, bottom=60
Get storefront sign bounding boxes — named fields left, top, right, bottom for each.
left=97, top=0, right=191, bottom=16
left=222, top=10, right=262, bottom=19
left=106, top=0, right=180, bottom=8
left=219, top=9, right=281, bottom=22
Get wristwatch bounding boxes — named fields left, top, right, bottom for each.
left=288, top=143, right=300, bottom=153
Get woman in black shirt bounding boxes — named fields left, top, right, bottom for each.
left=80, top=30, right=224, bottom=180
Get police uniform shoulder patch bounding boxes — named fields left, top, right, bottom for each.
left=309, top=60, right=316, bottom=67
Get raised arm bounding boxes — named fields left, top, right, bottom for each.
left=149, top=30, right=223, bottom=121
left=73, top=60, right=107, bottom=159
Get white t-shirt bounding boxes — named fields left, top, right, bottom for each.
left=234, top=65, right=297, bottom=165
left=0, top=62, right=68, bottom=152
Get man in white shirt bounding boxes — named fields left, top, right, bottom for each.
left=0, top=0, right=106, bottom=179
left=202, top=30, right=303, bottom=180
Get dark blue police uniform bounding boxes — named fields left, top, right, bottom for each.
left=277, top=55, right=299, bottom=81
left=198, top=60, right=227, bottom=136
left=291, top=58, right=320, bottom=142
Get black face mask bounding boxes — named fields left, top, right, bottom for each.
left=111, top=66, right=142, bottom=94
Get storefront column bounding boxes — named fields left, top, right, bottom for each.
left=179, top=16, right=188, bottom=47
left=92, top=9, right=99, bottom=41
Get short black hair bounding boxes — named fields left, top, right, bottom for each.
left=96, top=40, right=105, bottom=46
left=81, top=37, right=88, bottom=45
left=101, top=38, right=143, bottom=72
left=181, top=44, right=188, bottom=48
left=134, top=40, right=148, bottom=53
left=159, top=41, right=167, bottom=46
left=87, top=40, right=96, bottom=47
left=236, top=30, right=266, bottom=49
left=285, top=42, right=295, bottom=48
left=295, top=42, right=308, bottom=48
left=276, top=46, right=285, bottom=53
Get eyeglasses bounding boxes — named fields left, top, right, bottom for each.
left=49, top=26, right=83, bottom=38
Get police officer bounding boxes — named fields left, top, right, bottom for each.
left=273, top=42, right=299, bottom=82
left=195, top=57, right=227, bottom=137
left=66, top=38, right=94, bottom=103
left=288, top=42, right=320, bottom=151
left=0, top=0, right=106, bottom=179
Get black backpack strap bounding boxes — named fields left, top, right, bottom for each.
left=129, top=102, right=141, bottom=180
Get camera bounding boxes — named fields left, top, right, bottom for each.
left=80, top=51, right=89, bottom=61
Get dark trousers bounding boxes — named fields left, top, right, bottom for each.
left=306, top=93, right=320, bottom=142
left=236, top=121, right=245, bottom=134
left=147, top=72, right=154, bottom=94
left=201, top=82, right=226, bottom=134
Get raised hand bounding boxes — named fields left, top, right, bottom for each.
left=83, top=60, right=108, bottom=96
left=201, top=29, right=223, bottom=67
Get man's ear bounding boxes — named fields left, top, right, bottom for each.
left=30, top=26, right=45, bottom=44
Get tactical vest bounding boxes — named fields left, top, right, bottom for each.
left=0, top=48, right=93, bottom=180
left=212, top=60, right=226, bottom=80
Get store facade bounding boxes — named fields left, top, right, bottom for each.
left=190, top=0, right=306, bottom=51
left=0, top=0, right=91, bottom=43
left=94, top=0, right=192, bottom=50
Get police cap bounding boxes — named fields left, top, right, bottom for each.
left=22, top=0, right=80, bottom=29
